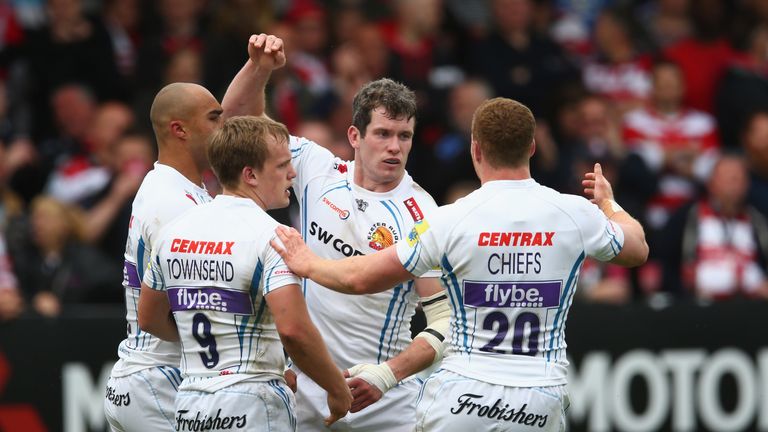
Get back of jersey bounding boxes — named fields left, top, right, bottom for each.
left=148, top=195, right=298, bottom=381
left=399, top=179, right=623, bottom=387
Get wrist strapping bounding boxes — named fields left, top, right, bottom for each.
left=347, top=362, right=397, bottom=394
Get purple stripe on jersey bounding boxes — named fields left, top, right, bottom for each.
left=168, top=287, right=253, bottom=314
left=124, top=261, right=140, bottom=289
left=464, top=281, right=561, bottom=308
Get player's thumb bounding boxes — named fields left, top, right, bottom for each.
left=324, top=413, right=342, bottom=427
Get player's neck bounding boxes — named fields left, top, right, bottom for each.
left=157, top=149, right=203, bottom=187
left=353, top=170, right=402, bottom=193
left=478, top=165, right=531, bottom=184
left=222, top=186, right=267, bottom=210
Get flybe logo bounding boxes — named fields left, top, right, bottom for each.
left=168, top=287, right=252, bottom=314
left=171, top=239, right=234, bottom=255
left=478, top=232, right=555, bottom=247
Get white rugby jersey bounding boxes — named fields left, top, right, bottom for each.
left=395, top=179, right=624, bottom=387
left=290, top=136, right=439, bottom=369
left=112, top=163, right=212, bottom=377
left=143, top=195, right=299, bottom=388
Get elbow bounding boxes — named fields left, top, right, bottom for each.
left=278, top=324, right=310, bottom=351
left=345, top=272, right=372, bottom=295
left=137, top=313, right=156, bottom=335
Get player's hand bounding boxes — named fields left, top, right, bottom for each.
left=271, top=226, right=315, bottom=278
left=248, top=33, right=286, bottom=71
left=582, top=163, right=614, bottom=205
left=344, top=363, right=397, bottom=412
left=324, top=385, right=352, bottom=426
left=284, top=368, right=297, bottom=393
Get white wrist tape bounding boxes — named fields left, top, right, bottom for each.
left=415, top=291, right=450, bottom=364
left=347, top=362, right=397, bottom=394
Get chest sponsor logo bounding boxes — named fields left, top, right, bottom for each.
left=368, top=223, right=400, bottom=251
left=322, top=197, right=350, bottom=219
left=478, top=231, right=555, bottom=247
left=451, top=394, right=548, bottom=428
left=404, top=197, right=424, bottom=221
left=168, top=287, right=252, bottom=314
left=464, top=280, right=561, bottom=308
left=309, top=221, right=364, bottom=257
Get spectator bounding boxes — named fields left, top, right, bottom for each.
left=621, top=60, right=720, bottom=294
left=203, top=0, right=274, bottom=96
left=45, top=100, right=134, bottom=207
left=663, top=0, right=739, bottom=113
left=661, top=153, right=768, bottom=300
left=716, top=24, right=768, bottom=148
left=634, top=0, right=692, bottom=50
left=621, top=60, right=719, bottom=235
left=431, top=79, right=492, bottom=203
left=24, top=0, right=126, bottom=139
left=742, top=110, right=768, bottom=217
left=582, top=10, right=652, bottom=114
left=0, top=234, right=22, bottom=321
left=470, top=0, right=578, bottom=117
left=83, top=132, right=153, bottom=260
left=14, top=196, right=121, bottom=317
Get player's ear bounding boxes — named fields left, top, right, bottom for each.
left=348, top=125, right=362, bottom=150
left=170, top=120, right=186, bottom=139
left=530, top=139, right=536, bottom=157
left=242, top=166, right=259, bottom=187
left=471, top=136, right=482, bottom=164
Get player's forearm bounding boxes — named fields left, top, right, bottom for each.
left=138, top=285, right=180, bottom=341
left=221, top=60, right=271, bottom=118
left=385, top=338, right=436, bottom=382
left=306, top=256, right=367, bottom=294
left=280, top=325, right=348, bottom=397
left=139, top=312, right=179, bottom=342
left=306, top=250, right=410, bottom=295
left=606, top=211, right=649, bottom=267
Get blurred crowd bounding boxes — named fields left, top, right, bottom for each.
left=1, top=0, right=768, bottom=321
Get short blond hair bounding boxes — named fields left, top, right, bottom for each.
left=208, top=116, right=289, bottom=189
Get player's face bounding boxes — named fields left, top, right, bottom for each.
left=255, top=135, right=296, bottom=210
left=187, top=91, right=224, bottom=171
left=349, top=108, right=414, bottom=191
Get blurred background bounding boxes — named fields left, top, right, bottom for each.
left=0, top=0, right=767, bottom=430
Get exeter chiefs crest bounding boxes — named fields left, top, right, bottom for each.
left=367, top=222, right=400, bottom=251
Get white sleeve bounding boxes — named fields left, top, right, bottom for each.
left=142, top=240, right=166, bottom=291
left=262, top=233, right=301, bottom=295
left=395, top=216, right=445, bottom=277
left=289, top=135, right=337, bottom=200
left=572, top=198, right=625, bottom=262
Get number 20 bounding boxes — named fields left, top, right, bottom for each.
left=480, top=311, right=540, bottom=356
left=192, top=313, right=219, bottom=368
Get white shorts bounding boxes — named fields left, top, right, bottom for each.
left=104, top=366, right=181, bottom=432
left=294, top=368, right=421, bottom=431
left=174, top=379, right=296, bottom=432
left=415, top=369, right=569, bottom=432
